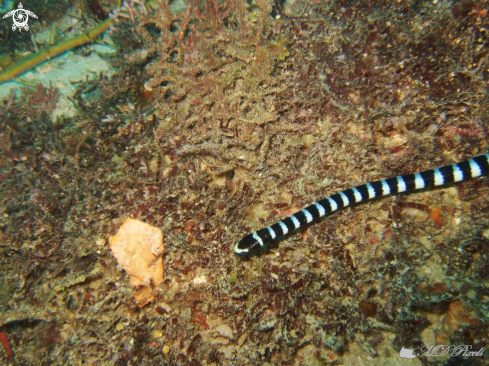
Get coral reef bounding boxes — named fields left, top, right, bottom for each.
left=0, top=0, right=489, bottom=365
left=110, top=218, right=164, bottom=306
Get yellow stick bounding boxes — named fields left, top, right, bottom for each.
left=0, top=18, right=114, bottom=84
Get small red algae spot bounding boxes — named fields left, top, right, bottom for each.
left=155, top=305, right=168, bottom=315
left=185, top=219, right=196, bottom=233
left=436, top=333, right=449, bottom=345
left=429, top=208, right=444, bottom=227
left=0, top=332, right=13, bottom=358
left=327, top=352, right=336, bottom=361
left=280, top=209, right=293, bottom=216
left=192, top=314, right=209, bottom=330
left=384, top=231, right=392, bottom=238
left=368, top=237, right=379, bottom=244
left=430, top=282, right=446, bottom=293
left=266, top=210, right=278, bottom=221
left=443, top=300, right=474, bottom=331
left=84, top=293, right=95, bottom=305
left=280, top=206, right=301, bottom=217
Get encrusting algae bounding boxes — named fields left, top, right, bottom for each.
left=109, top=218, right=164, bottom=306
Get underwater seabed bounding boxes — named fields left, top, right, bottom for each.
left=0, top=0, right=488, bottom=365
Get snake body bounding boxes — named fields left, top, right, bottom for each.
left=234, top=154, right=489, bottom=256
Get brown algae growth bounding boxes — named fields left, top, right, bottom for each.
left=0, top=0, right=489, bottom=365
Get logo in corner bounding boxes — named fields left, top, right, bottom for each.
left=3, top=3, right=38, bottom=32
left=399, top=347, right=417, bottom=359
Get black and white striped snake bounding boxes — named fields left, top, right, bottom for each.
left=234, top=154, right=489, bottom=256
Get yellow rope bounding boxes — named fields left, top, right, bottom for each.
left=0, top=18, right=114, bottom=84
